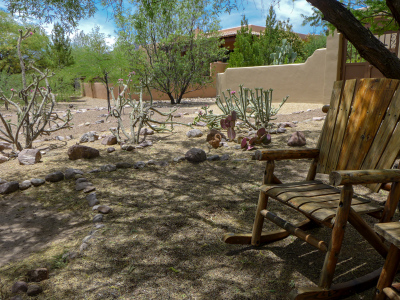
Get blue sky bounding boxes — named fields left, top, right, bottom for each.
left=0, top=0, right=322, bottom=45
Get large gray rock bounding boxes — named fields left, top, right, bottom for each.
left=101, top=135, right=117, bottom=145
left=18, top=149, right=41, bottom=165
left=79, top=131, right=99, bottom=143
left=68, top=145, right=100, bottom=160
left=26, top=285, right=43, bottom=296
left=86, top=193, right=99, bottom=207
left=100, top=164, right=117, bottom=172
left=26, top=268, right=48, bottom=282
left=0, top=181, right=19, bottom=194
left=186, top=129, right=203, bottom=138
left=185, top=148, right=207, bottom=163
left=31, top=178, right=45, bottom=187
left=139, top=128, right=154, bottom=136
left=287, top=131, right=306, bottom=147
left=11, top=281, right=28, bottom=293
left=45, top=171, right=64, bottom=182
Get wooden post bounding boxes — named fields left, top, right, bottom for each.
left=251, top=160, right=274, bottom=246
left=306, top=157, right=319, bottom=181
left=381, top=181, right=400, bottom=223
left=374, top=244, right=400, bottom=300
left=319, top=184, right=353, bottom=289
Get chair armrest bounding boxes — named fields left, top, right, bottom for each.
left=255, top=149, right=319, bottom=161
left=330, top=169, right=400, bottom=186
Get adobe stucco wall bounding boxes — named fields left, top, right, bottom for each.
left=216, top=32, right=342, bottom=104
left=82, top=62, right=228, bottom=101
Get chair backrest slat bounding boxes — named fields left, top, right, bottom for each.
left=317, top=81, right=343, bottom=174
left=316, top=78, right=400, bottom=192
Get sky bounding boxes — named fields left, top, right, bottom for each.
left=0, top=0, right=322, bottom=46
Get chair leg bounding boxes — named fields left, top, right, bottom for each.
left=374, top=244, right=400, bottom=300
left=251, top=160, right=275, bottom=246
left=319, top=184, right=353, bottom=289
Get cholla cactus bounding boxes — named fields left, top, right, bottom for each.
left=0, top=28, right=72, bottom=150
left=216, top=85, right=288, bottom=130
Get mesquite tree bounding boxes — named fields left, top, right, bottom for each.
left=0, top=28, right=72, bottom=151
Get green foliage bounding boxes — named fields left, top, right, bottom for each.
left=117, top=0, right=226, bottom=104
left=47, top=23, right=74, bottom=70
left=228, top=6, right=304, bottom=68
left=270, top=39, right=297, bottom=65
left=0, top=11, right=50, bottom=73
left=297, top=34, right=327, bottom=62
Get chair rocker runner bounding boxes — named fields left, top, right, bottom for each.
left=223, top=78, right=400, bottom=300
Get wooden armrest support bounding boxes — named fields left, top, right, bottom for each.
left=255, top=149, right=319, bottom=161
left=330, top=169, right=400, bottom=186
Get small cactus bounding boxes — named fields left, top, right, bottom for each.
left=220, top=111, right=237, bottom=141
left=241, top=128, right=271, bottom=151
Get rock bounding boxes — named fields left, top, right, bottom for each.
left=0, top=181, right=19, bottom=194
left=121, top=144, right=135, bottom=151
left=86, top=193, right=99, bottom=207
left=96, top=205, right=112, bottom=214
left=134, top=161, right=146, bottom=169
left=55, top=136, right=64, bottom=141
left=93, top=214, right=103, bottom=223
left=65, top=168, right=84, bottom=180
left=0, top=141, right=12, bottom=151
left=76, top=181, right=93, bottom=191
left=185, top=148, right=207, bottom=163
left=101, top=135, right=117, bottom=145
left=173, top=156, right=186, bottom=163
left=18, top=149, right=41, bottom=165
left=88, top=169, right=100, bottom=173
left=95, top=120, right=105, bottom=124
left=26, top=285, right=43, bottom=296
left=83, top=186, right=96, bottom=193
left=313, top=116, right=325, bottom=121
left=234, top=145, right=241, bottom=150
left=80, top=242, right=89, bottom=252
left=84, top=122, right=91, bottom=126
left=76, top=177, right=88, bottom=184
left=19, top=180, right=32, bottom=190
left=116, top=162, right=133, bottom=169
left=220, top=154, right=230, bottom=161
left=0, top=178, right=6, bottom=184
left=27, top=268, right=48, bottom=282
left=100, top=164, right=117, bottom=172
left=11, top=281, right=28, bottom=293
left=139, top=128, right=154, bottom=136
left=10, top=296, right=23, bottom=300
left=79, top=131, right=99, bottom=143
left=195, top=121, right=207, bottom=127
left=66, top=135, right=73, bottom=140
left=207, top=155, right=220, bottom=161
left=287, top=131, right=306, bottom=147
left=278, top=122, right=297, bottom=128
left=31, top=178, right=45, bottom=187
left=186, top=129, right=203, bottom=138
left=0, top=155, right=8, bottom=163
left=138, top=140, right=152, bottom=148
left=45, top=171, right=64, bottom=182
left=107, top=147, right=116, bottom=153
left=292, top=110, right=304, bottom=114
left=277, top=127, right=286, bottom=133
left=68, top=145, right=100, bottom=160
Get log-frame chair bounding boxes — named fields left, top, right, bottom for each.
left=224, top=78, right=400, bottom=299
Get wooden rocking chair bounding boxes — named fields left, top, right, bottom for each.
left=224, top=78, right=400, bottom=299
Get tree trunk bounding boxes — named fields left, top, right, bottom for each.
left=167, top=92, right=175, bottom=104
left=307, top=0, right=400, bottom=79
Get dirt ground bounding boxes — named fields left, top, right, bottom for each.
left=0, top=97, right=393, bottom=299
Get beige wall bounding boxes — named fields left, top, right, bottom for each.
left=82, top=62, right=228, bottom=101
left=216, top=32, right=342, bottom=104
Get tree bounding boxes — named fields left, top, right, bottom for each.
left=228, top=6, right=303, bottom=67
left=297, top=34, right=326, bottom=62
left=0, top=11, right=50, bottom=73
left=118, top=0, right=226, bottom=104
left=47, top=23, right=74, bottom=69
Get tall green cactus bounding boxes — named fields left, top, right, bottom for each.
left=270, top=39, right=297, bottom=65
left=215, top=85, right=288, bottom=130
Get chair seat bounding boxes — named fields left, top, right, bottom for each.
left=261, top=181, right=383, bottom=222
left=375, top=222, right=400, bottom=249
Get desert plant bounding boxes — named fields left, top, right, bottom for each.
left=216, top=85, right=288, bottom=130
left=0, top=28, right=72, bottom=150
left=270, top=39, right=297, bottom=65
left=109, top=74, right=192, bottom=145
left=220, top=111, right=237, bottom=140
left=241, top=127, right=271, bottom=151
